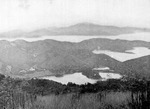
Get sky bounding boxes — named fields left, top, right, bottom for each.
left=0, top=0, right=150, bottom=33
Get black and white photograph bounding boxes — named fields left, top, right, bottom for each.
left=0, top=0, right=150, bottom=109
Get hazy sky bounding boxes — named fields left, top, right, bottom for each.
left=0, top=0, right=150, bottom=32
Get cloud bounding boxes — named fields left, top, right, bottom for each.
left=18, top=0, right=30, bottom=9
left=48, top=0, right=54, bottom=4
left=0, top=0, right=150, bottom=32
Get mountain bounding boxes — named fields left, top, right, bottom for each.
left=0, top=30, right=25, bottom=38
left=120, top=55, right=150, bottom=79
left=52, top=23, right=150, bottom=36
left=78, top=38, right=150, bottom=52
left=0, top=38, right=150, bottom=79
left=0, top=23, right=150, bottom=38
left=0, top=39, right=121, bottom=79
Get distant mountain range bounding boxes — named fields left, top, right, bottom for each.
left=0, top=23, right=150, bottom=38
left=0, top=38, right=150, bottom=79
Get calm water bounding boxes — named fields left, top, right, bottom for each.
left=93, top=47, right=150, bottom=62
left=0, top=32, right=150, bottom=42
left=41, top=72, right=122, bottom=85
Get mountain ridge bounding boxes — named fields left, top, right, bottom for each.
left=0, top=23, right=150, bottom=38
left=0, top=38, right=150, bottom=79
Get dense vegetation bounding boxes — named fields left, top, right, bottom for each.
left=0, top=73, right=150, bottom=109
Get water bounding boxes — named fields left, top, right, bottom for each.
left=93, top=67, right=110, bottom=70
left=93, top=47, right=150, bottom=62
left=99, top=72, right=122, bottom=80
left=41, top=72, right=122, bottom=85
left=41, top=73, right=98, bottom=85
left=0, top=32, right=150, bottom=42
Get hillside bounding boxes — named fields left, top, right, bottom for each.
left=0, top=38, right=150, bottom=79
left=121, top=55, right=150, bottom=78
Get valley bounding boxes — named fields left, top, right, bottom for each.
left=0, top=32, right=150, bottom=83
left=0, top=23, right=150, bottom=109
left=0, top=0, right=150, bottom=108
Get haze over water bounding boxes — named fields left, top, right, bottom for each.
left=0, top=32, right=150, bottom=42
